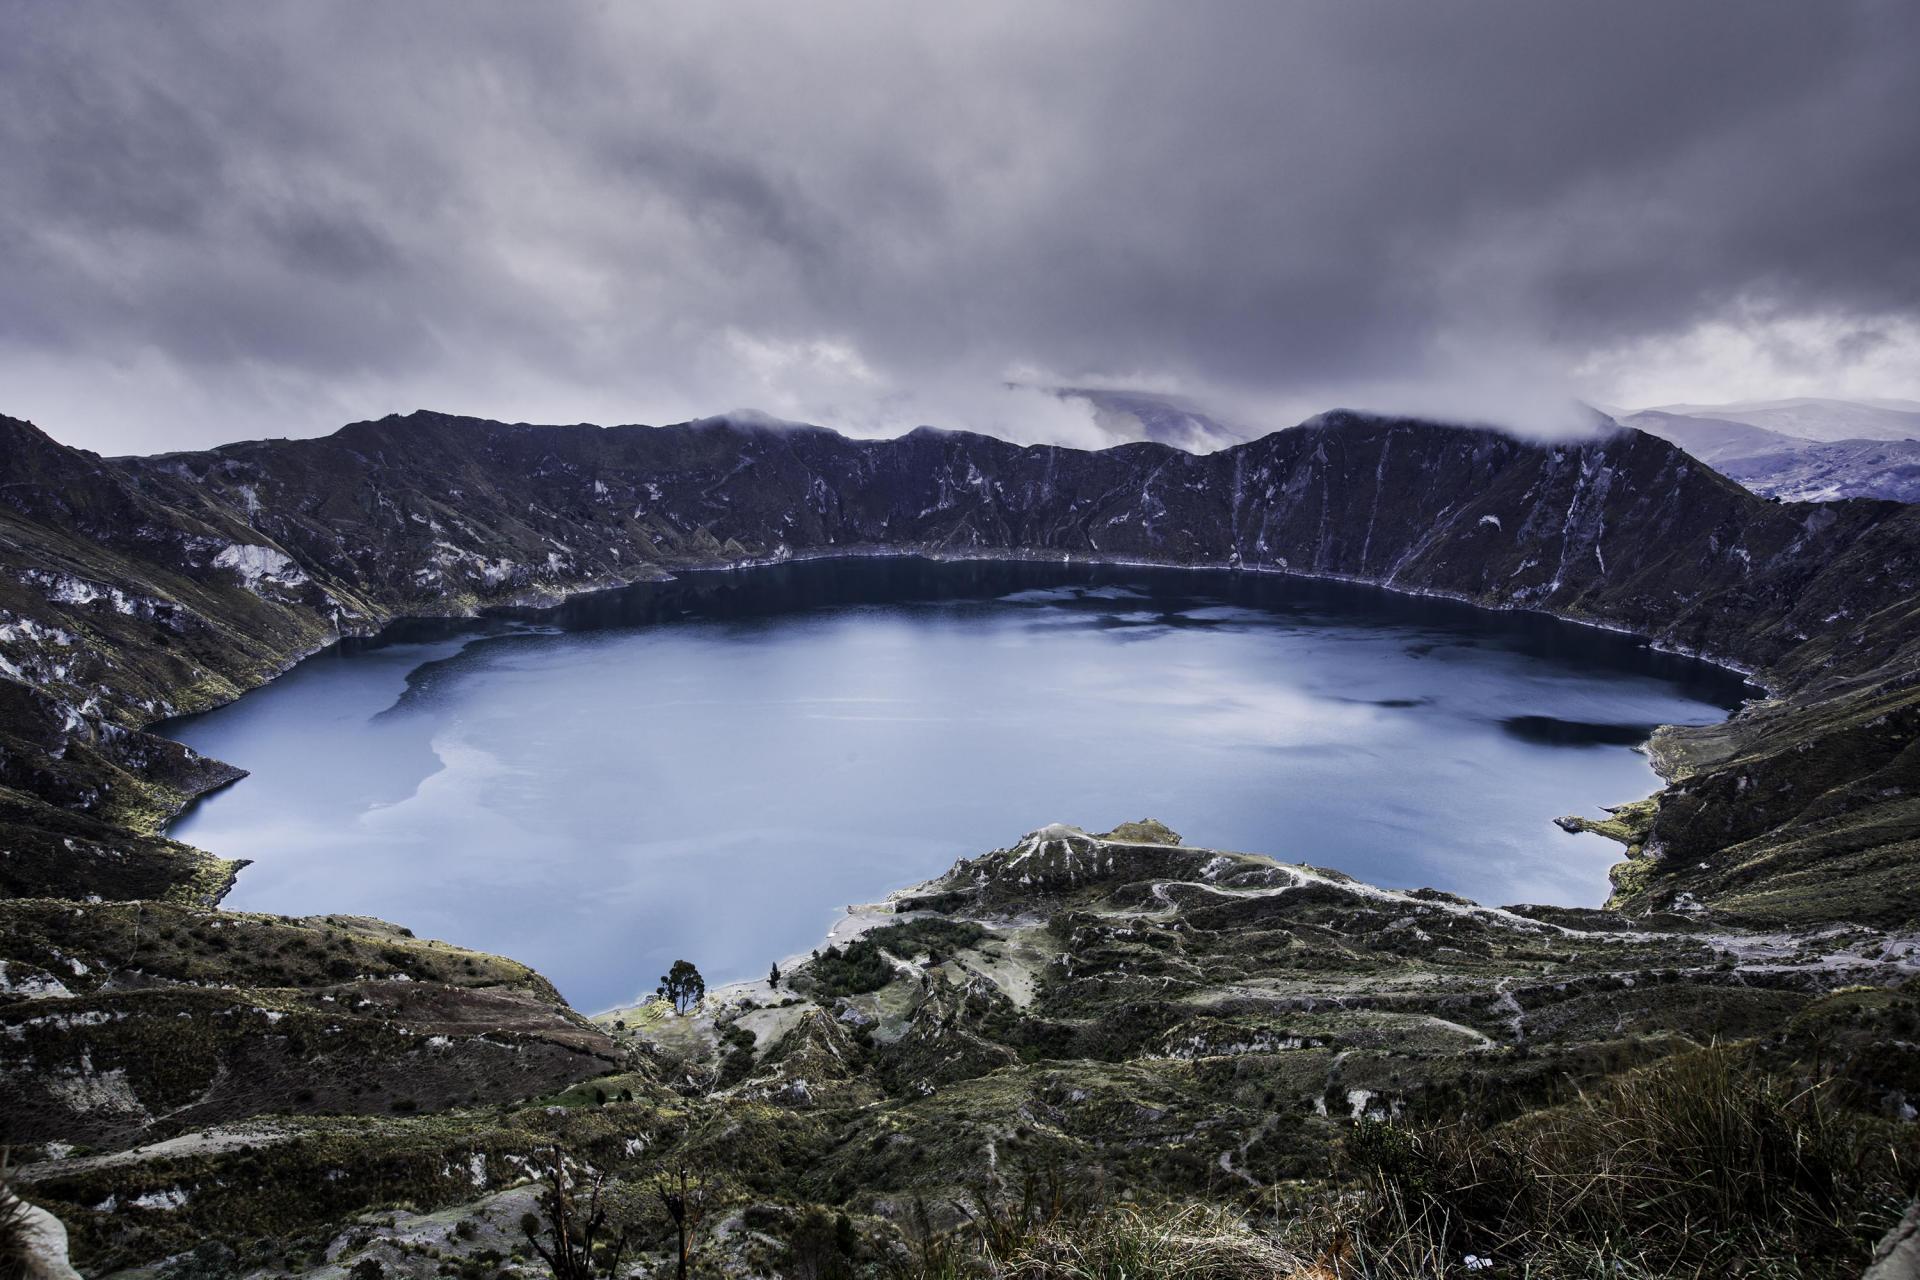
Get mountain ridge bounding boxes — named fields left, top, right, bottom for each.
left=1643, top=397, right=1920, bottom=443
left=1621, top=403, right=1920, bottom=502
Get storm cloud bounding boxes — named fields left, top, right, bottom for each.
left=3, top=2, right=1917, bottom=453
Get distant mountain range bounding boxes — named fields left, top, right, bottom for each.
left=1053, top=390, right=1920, bottom=505
left=1050, top=386, right=1257, bottom=451
left=1638, top=396, right=1920, bottom=443
left=1616, top=398, right=1920, bottom=503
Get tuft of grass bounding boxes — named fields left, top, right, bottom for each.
left=887, top=1166, right=1304, bottom=1279
left=996, top=1203, right=1304, bottom=1279
left=1333, top=1045, right=1915, bottom=1278
left=2, top=1153, right=38, bottom=1280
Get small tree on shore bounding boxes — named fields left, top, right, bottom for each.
left=657, top=959, right=705, bottom=1015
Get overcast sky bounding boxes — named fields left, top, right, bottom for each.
left=4, top=2, right=1918, bottom=454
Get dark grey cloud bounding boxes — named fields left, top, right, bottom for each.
left=1, top=1, right=1916, bottom=452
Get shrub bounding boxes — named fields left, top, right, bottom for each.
left=781, top=1207, right=858, bottom=1279
left=808, top=940, right=894, bottom=998
left=717, top=1024, right=758, bottom=1088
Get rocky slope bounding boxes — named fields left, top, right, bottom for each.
left=1, top=901, right=622, bottom=1152
left=1617, top=408, right=1816, bottom=465
left=1717, top=437, right=1920, bottom=503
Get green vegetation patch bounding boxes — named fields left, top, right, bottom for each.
left=804, top=920, right=989, bottom=999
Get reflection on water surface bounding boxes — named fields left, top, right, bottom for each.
left=164, top=559, right=1747, bottom=1008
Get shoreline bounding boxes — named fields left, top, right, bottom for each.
left=141, top=551, right=1749, bottom=1005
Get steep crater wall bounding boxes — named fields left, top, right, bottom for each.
left=1, top=408, right=1916, bottom=924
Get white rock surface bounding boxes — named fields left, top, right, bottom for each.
left=4, top=1192, right=84, bottom=1280
left=212, top=542, right=310, bottom=589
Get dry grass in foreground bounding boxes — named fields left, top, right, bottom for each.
left=887, top=1047, right=1914, bottom=1279
left=1328, top=1045, right=1915, bottom=1278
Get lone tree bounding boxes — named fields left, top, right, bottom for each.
left=769, top=961, right=781, bottom=988
left=657, top=959, right=705, bottom=1015
left=654, top=1166, right=711, bottom=1280
left=518, top=1145, right=631, bottom=1280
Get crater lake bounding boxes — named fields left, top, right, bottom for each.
left=162, top=558, right=1750, bottom=1009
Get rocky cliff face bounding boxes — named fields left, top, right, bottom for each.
left=4, top=406, right=1916, bottom=922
